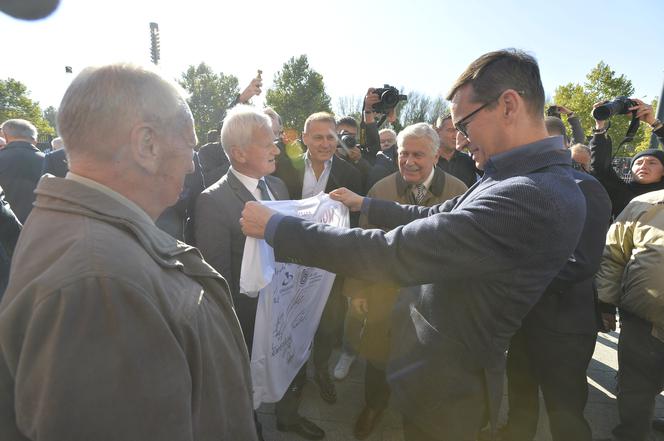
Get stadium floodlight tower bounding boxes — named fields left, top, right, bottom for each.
left=149, top=22, right=160, bottom=65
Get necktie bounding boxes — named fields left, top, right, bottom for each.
left=257, top=179, right=271, bottom=201
left=415, top=184, right=426, bottom=204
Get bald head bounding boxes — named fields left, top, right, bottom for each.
left=57, top=63, right=192, bottom=160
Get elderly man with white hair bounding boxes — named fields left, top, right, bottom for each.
left=0, top=118, right=44, bottom=222
left=0, top=64, right=258, bottom=441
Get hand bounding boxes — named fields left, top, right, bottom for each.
left=387, top=108, right=397, bottom=123
left=329, top=187, right=364, bottom=212
left=240, top=201, right=276, bottom=239
left=556, top=105, right=573, bottom=115
left=364, top=88, right=380, bottom=112
left=347, top=146, right=362, bottom=162
left=239, top=77, right=263, bottom=103
left=628, top=98, right=656, bottom=125
left=351, top=297, right=369, bottom=315
left=601, top=312, right=617, bottom=332
left=592, top=101, right=609, bottom=130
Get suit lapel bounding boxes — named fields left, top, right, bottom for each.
left=226, top=171, right=256, bottom=204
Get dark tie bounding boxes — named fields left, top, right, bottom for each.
left=257, top=179, right=271, bottom=201
left=415, top=184, right=426, bottom=204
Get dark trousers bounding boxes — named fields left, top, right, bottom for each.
left=313, top=281, right=345, bottom=373
left=275, top=365, right=308, bottom=425
left=365, top=361, right=390, bottom=411
left=505, top=325, right=595, bottom=441
left=613, top=313, right=664, bottom=441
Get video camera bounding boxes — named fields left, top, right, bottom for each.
left=592, top=97, right=637, bottom=121
left=372, top=85, right=408, bottom=113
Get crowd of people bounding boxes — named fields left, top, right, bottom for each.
left=0, top=49, right=663, bottom=441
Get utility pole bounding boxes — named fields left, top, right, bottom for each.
left=149, top=22, right=160, bottom=65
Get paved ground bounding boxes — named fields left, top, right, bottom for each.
left=258, top=327, right=664, bottom=440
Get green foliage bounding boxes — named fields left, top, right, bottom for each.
left=178, top=63, right=239, bottom=144
left=266, top=55, right=332, bottom=134
left=553, top=61, right=649, bottom=156
left=43, top=106, right=57, bottom=131
left=0, top=78, right=55, bottom=137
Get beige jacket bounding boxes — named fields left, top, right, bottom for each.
left=0, top=175, right=258, bottom=441
left=596, top=189, right=664, bottom=342
left=343, top=168, right=467, bottom=363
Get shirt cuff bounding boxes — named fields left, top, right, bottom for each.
left=265, top=213, right=286, bottom=245
left=360, top=197, right=372, bottom=217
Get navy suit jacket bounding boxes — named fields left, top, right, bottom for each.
left=264, top=137, right=586, bottom=435
left=193, top=171, right=288, bottom=351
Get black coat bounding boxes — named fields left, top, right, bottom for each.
left=41, top=148, right=68, bottom=178
left=0, top=141, right=45, bottom=222
left=0, top=186, right=21, bottom=299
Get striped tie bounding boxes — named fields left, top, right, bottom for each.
left=415, top=184, right=426, bottom=204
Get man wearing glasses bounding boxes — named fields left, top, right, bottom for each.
left=240, top=49, right=586, bottom=441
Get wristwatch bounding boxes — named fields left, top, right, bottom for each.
left=650, top=119, right=663, bottom=131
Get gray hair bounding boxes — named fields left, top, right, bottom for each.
left=221, top=104, right=273, bottom=156
left=569, top=143, right=591, bottom=157
left=434, top=113, right=452, bottom=129
left=379, top=128, right=397, bottom=138
left=57, top=63, right=191, bottom=159
left=0, top=119, right=38, bottom=142
left=396, top=122, right=440, bottom=156
left=545, top=116, right=567, bottom=138
left=51, top=137, right=64, bottom=150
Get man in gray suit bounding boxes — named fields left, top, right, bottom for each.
left=193, top=105, right=324, bottom=440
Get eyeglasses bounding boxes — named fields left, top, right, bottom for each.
left=453, top=89, right=525, bottom=140
left=453, top=99, right=497, bottom=140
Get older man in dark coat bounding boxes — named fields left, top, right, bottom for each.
left=0, top=119, right=45, bottom=222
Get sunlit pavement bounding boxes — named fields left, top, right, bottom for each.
left=258, top=328, right=664, bottom=440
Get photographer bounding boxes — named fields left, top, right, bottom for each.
left=548, top=104, right=586, bottom=145
left=589, top=98, right=664, bottom=218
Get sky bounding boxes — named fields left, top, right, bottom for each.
left=1, top=0, right=662, bottom=114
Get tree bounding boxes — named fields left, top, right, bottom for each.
left=335, top=95, right=363, bottom=121
left=178, top=63, right=239, bottom=144
left=43, top=106, right=57, bottom=131
left=0, top=78, right=55, bottom=136
left=553, top=61, right=649, bottom=156
left=396, top=92, right=447, bottom=127
left=266, top=55, right=332, bottom=134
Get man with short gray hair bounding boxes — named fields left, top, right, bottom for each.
left=0, top=64, right=257, bottom=441
left=0, top=118, right=44, bottom=222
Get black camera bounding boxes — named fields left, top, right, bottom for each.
left=592, top=96, right=637, bottom=121
left=372, top=84, right=408, bottom=113
left=546, top=105, right=561, bottom=119
left=337, top=131, right=357, bottom=151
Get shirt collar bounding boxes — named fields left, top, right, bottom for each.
left=229, top=166, right=262, bottom=193
left=304, top=151, right=333, bottom=168
left=482, top=135, right=570, bottom=178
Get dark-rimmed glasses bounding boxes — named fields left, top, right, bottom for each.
left=454, top=90, right=525, bottom=140
left=453, top=98, right=498, bottom=140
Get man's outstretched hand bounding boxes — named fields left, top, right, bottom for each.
left=329, top=187, right=364, bottom=212
left=240, top=201, right=276, bottom=239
